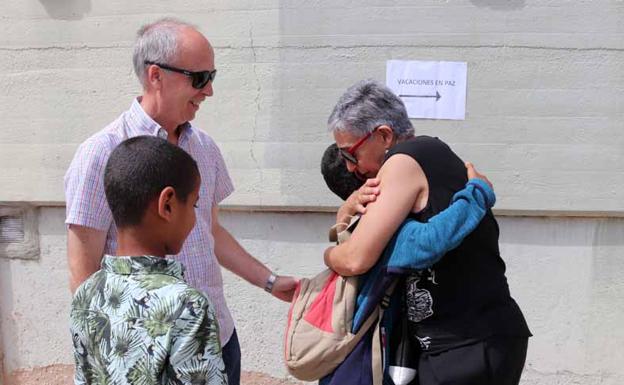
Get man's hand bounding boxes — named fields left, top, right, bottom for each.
left=336, top=177, right=380, bottom=224
left=271, top=275, right=299, bottom=302
left=466, top=162, right=493, bottom=190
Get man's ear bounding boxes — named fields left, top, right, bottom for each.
left=146, top=64, right=162, bottom=90
left=157, top=186, right=176, bottom=220
left=376, top=125, right=395, bottom=148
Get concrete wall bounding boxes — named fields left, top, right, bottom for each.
left=1, top=1, right=623, bottom=384
left=1, top=209, right=623, bottom=384
left=1, top=0, right=622, bottom=211
left=224, top=212, right=624, bottom=384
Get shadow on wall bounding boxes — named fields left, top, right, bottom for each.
left=38, top=0, right=91, bottom=20
left=470, top=0, right=526, bottom=10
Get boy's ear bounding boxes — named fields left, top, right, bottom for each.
left=157, top=186, right=176, bottom=220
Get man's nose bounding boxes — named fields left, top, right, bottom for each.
left=202, top=81, right=214, bottom=97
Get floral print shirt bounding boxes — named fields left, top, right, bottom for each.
left=70, top=255, right=227, bottom=385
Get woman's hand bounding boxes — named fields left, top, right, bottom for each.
left=336, top=177, right=380, bottom=224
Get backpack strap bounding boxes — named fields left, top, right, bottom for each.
left=329, top=214, right=361, bottom=243
left=329, top=221, right=349, bottom=242
left=371, top=278, right=399, bottom=385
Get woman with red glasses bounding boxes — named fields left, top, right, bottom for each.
left=324, top=79, right=530, bottom=385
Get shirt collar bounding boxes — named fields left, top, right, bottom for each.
left=101, top=255, right=185, bottom=279
left=128, top=97, right=193, bottom=141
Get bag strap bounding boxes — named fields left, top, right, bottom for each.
left=328, top=214, right=360, bottom=243
left=371, top=278, right=399, bottom=385
left=329, top=221, right=349, bottom=242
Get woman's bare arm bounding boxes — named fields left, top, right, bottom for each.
left=324, top=154, right=428, bottom=276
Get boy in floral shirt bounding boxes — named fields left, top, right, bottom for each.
left=70, top=136, right=227, bottom=385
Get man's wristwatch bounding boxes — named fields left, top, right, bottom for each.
left=264, top=273, right=277, bottom=293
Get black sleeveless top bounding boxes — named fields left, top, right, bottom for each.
left=385, top=136, right=530, bottom=354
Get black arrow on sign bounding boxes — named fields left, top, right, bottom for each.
left=399, top=91, right=441, bottom=101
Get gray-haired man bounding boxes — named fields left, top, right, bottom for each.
left=64, top=18, right=297, bottom=385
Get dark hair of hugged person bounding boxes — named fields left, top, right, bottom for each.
left=321, top=143, right=364, bottom=201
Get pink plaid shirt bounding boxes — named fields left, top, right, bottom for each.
left=65, top=98, right=235, bottom=345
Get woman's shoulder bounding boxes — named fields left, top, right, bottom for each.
left=386, top=135, right=453, bottom=164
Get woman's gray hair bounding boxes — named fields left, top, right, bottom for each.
left=132, top=18, right=197, bottom=88
left=327, top=79, right=414, bottom=139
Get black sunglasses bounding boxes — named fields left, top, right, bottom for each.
left=145, top=61, right=217, bottom=89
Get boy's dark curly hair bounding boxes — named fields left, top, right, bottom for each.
left=321, top=143, right=364, bottom=201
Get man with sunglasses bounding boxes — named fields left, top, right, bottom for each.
left=64, top=18, right=297, bottom=385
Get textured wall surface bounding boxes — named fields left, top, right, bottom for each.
left=1, top=209, right=623, bottom=384
left=0, top=1, right=623, bottom=212
left=1, top=1, right=623, bottom=384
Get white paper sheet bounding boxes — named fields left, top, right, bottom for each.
left=386, top=60, right=467, bottom=120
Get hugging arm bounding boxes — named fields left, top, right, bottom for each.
left=387, top=177, right=495, bottom=270
left=324, top=154, right=428, bottom=276
left=324, top=159, right=495, bottom=276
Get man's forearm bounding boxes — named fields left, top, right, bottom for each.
left=212, top=222, right=271, bottom=288
left=67, top=225, right=107, bottom=293
left=210, top=204, right=298, bottom=302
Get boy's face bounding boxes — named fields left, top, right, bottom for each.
left=167, top=179, right=200, bottom=255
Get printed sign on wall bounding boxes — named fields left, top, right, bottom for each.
left=386, top=60, right=467, bottom=120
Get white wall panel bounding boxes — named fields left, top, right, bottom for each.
left=0, top=1, right=622, bottom=212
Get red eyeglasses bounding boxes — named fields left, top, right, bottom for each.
left=338, top=127, right=379, bottom=164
